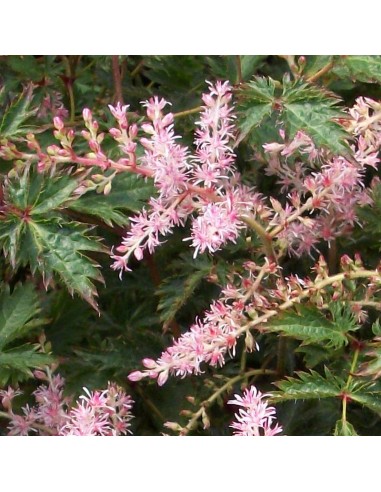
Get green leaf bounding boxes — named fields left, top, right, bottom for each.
left=236, top=76, right=348, bottom=154
left=281, top=78, right=348, bottom=154
left=334, top=419, right=358, bottom=436
left=266, top=305, right=356, bottom=349
left=236, top=76, right=276, bottom=144
left=349, top=389, right=381, bottom=415
left=333, top=56, right=381, bottom=84
left=31, top=175, right=79, bottom=215
left=271, top=368, right=342, bottom=402
left=4, top=169, right=77, bottom=214
left=0, top=169, right=107, bottom=310
left=68, top=173, right=155, bottom=226
left=157, top=258, right=211, bottom=330
left=0, top=84, right=37, bottom=137
left=0, top=283, right=43, bottom=350
left=206, top=56, right=267, bottom=84
left=0, top=283, right=52, bottom=386
left=0, top=346, right=52, bottom=387
left=27, top=220, right=106, bottom=311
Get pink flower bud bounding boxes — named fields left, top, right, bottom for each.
left=134, top=247, right=143, bottom=261
left=157, top=371, right=169, bottom=386
left=161, top=113, right=174, bottom=127
left=142, top=358, right=156, bottom=369
left=109, top=128, right=122, bottom=139
left=33, top=370, right=47, bottom=380
left=83, top=108, right=92, bottom=122
left=141, top=123, right=154, bottom=135
left=89, top=139, right=100, bottom=153
left=127, top=371, right=146, bottom=382
left=53, top=116, right=64, bottom=131
left=129, top=124, right=138, bottom=138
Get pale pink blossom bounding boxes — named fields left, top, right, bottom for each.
left=228, top=385, right=282, bottom=436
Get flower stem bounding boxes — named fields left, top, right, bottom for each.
left=173, top=106, right=202, bottom=119
left=242, top=214, right=276, bottom=261
left=341, top=347, right=360, bottom=423
left=307, top=57, right=336, bottom=83
left=179, top=368, right=276, bottom=435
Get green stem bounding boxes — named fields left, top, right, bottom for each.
left=242, top=214, right=276, bottom=261
left=62, top=56, right=76, bottom=123
left=236, top=55, right=243, bottom=84
left=180, top=368, right=276, bottom=435
left=341, top=347, right=360, bottom=423
left=307, top=57, right=336, bottom=83
left=173, top=106, right=202, bottom=119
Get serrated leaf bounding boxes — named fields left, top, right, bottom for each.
left=271, top=368, right=342, bottom=402
left=236, top=76, right=276, bottom=144
left=0, top=283, right=43, bottom=350
left=4, top=169, right=77, bottom=214
left=266, top=305, right=354, bottom=349
left=157, top=254, right=213, bottom=329
left=0, top=84, right=37, bottom=137
left=0, top=346, right=52, bottom=387
left=333, top=56, right=381, bottom=84
left=0, top=168, right=107, bottom=310
left=0, top=283, right=52, bottom=386
left=27, top=220, right=105, bottom=311
left=31, top=175, right=78, bottom=215
left=349, top=390, right=381, bottom=415
left=334, top=419, right=358, bottom=436
left=68, top=173, right=155, bottom=226
left=281, top=78, right=348, bottom=154
left=236, top=76, right=348, bottom=154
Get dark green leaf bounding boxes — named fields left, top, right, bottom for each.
left=157, top=269, right=208, bottom=330
left=0, top=283, right=42, bottom=350
left=266, top=305, right=356, bottom=349
left=271, top=368, right=343, bottom=402
left=27, top=220, right=105, bottom=311
left=236, top=76, right=276, bottom=145
left=333, top=56, right=381, bottom=84
left=0, top=346, right=52, bottom=387
left=68, top=173, right=155, bottom=226
left=0, top=84, right=37, bottom=137
left=281, top=78, right=348, bottom=154
left=348, top=385, right=381, bottom=415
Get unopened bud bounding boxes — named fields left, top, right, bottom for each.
left=128, top=370, right=146, bottom=382
left=53, top=116, right=64, bottom=131
left=201, top=407, right=210, bottom=429
left=245, top=331, right=255, bottom=352
left=164, top=421, right=183, bottom=432
left=298, top=56, right=306, bottom=67
left=103, top=181, right=112, bottom=195
left=83, top=108, right=92, bottom=122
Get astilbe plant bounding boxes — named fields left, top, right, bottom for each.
left=0, top=365, right=134, bottom=436
left=3, top=56, right=381, bottom=436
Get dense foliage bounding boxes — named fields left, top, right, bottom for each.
left=1, top=55, right=381, bottom=435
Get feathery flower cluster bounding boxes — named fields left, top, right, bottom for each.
left=263, top=116, right=376, bottom=257
left=112, top=81, right=252, bottom=273
left=60, top=382, right=134, bottom=436
left=0, top=370, right=134, bottom=436
left=228, top=385, right=282, bottom=436
left=128, top=260, right=277, bottom=385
